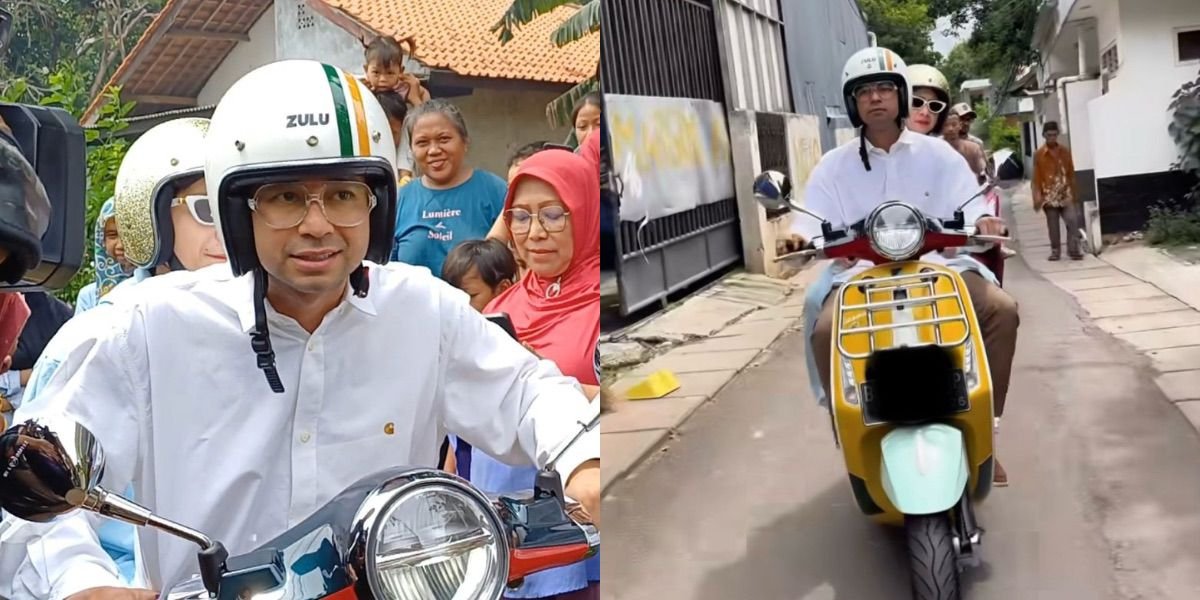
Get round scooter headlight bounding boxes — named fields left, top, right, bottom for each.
left=367, top=482, right=508, bottom=600
left=867, top=203, right=925, bottom=261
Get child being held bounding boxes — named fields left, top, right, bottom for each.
left=374, top=91, right=412, bottom=186
left=362, top=35, right=429, bottom=180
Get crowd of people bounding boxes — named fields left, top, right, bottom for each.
left=0, top=34, right=603, bottom=600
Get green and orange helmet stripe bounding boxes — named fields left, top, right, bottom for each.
left=320, top=63, right=373, bottom=158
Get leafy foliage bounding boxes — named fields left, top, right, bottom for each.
left=493, top=0, right=600, bottom=131
left=859, top=0, right=941, bottom=66
left=938, top=43, right=984, bottom=96
left=7, top=62, right=134, bottom=303
left=1, top=0, right=161, bottom=103
left=928, top=0, right=1042, bottom=97
left=1168, top=67, right=1200, bottom=202
left=973, top=102, right=1022, bottom=152
left=1145, top=204, right=1200, bottom=246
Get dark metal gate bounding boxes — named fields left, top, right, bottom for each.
left=602, top=0, right=742, bottom=315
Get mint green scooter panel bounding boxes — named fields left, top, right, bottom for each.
left=880, top=424, right=969, bottom=515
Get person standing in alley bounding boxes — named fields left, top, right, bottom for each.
left=1032, top=121, right=1083, bottom=261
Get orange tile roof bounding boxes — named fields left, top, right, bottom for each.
left=311, top=0, right=598, bottom=84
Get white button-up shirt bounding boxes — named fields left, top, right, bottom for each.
left=790, top=128, right=991, bottom=285
left=7, top=262, right=599, bottom=598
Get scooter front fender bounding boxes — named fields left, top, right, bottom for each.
left=880, top=424, right=969, bottom=515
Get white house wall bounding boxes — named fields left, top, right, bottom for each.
left=276, top=0, right=364, bottom=73
left=197, top=8, right=277, bottom=106
left=1096, top=0, right=1120, bottom=65
left=1088, top=0, right=1200, bottom=179
left=1065, top=78, right=1100, bottom=172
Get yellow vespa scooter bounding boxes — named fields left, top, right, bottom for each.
left=754, top=170, right=1009, bottom=600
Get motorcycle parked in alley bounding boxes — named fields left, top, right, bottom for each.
left=754, top=170, right=1009, bottom=600
left=0, top=414, right=599, bottom=600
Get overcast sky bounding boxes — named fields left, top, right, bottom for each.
left=932, top=16, right=970, bottom=57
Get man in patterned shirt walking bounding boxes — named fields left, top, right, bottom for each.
left=1032, top=121, right=1083, bottom=261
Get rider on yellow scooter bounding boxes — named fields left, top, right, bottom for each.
left=796, top=46, right=1020, bottom=487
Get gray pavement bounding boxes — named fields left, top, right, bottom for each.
left=601, top=255, right=1200, bottom=599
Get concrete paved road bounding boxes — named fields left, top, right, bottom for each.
left=601, top=257, right=1200, bottom=599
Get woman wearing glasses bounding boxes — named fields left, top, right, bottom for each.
left=473, top=148, right=602, bottom=600
left=391, top=99, right=507, bottom=278
left=905, top=64, right=951, bottom=136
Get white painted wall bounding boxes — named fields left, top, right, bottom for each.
left=275, top=0, right=364, bottom=74
left=1096, top=0, right=1121, bottom=63
left=1064, top=78, right=1100, bottom=170
left=197, top=9, right=277, bottom=105
left=1087, top=0, right=1200, bottom=178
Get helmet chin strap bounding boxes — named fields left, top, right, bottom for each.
left=251, top=268, right=285, bottom=394
left=859, top=126, right=872, bottom=172
left=248, top=264, right=370, bottom=394
left=350, top=263, right=370, bottom=298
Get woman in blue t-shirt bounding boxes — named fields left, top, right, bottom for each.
left=392, top=99, right=507, bottom=276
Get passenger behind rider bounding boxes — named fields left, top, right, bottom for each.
left=942, top=112, right=989, bottom=185
left=4, top=118, right=231, bottom=595
left=795, top=47, right=1019, bottom=487
left=905, top=64, right=950, bottom=137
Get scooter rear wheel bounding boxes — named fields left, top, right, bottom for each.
left=905, top=514, right=961, bottom=600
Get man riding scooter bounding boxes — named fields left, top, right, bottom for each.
left=796, top=46, right=1020, bottom=486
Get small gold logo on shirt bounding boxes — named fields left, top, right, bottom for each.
left=384, top=422, right=395, bottom=435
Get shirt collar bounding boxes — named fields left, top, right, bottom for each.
left=234, top=272, right=378, bottom=333
left=863, top=128, right=922, bottom=154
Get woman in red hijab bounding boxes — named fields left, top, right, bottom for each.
left=474, top=148, right=600, bottom=599
left=487, top=148, right=600, bottom=387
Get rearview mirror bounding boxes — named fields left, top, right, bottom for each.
left=753, top=170, right=792, bottom=212
left=0, top=414, right=105, bottom=522
left=753, top=170, right=827, bottom=224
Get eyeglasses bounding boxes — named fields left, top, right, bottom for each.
left=853, top=81, right=898, bottom=99
left=911, top=97, right=947, bottom=114
left=505, top=206, right=570, bottom=235
left=171, top=195, right=215, bottom=226
left=247, top=181, right=377, bottom=229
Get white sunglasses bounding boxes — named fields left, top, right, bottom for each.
left=170, top=195, right=215, bottom=226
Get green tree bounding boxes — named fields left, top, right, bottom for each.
left=492, top=0, right=599, bottom=129
left=1168, top=67, right=1200, bottom=201
left=0, top=0, right=162, bottom=103
left=928, top=0, right=1042, bottom=89
left=859, top=0, right=941, bottom=66
left=939, top=42, right=985, bottom=96
left=3, top=62, right=135, bottom=303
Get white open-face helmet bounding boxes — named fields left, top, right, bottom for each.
left=205, top=59, right=397, bottom=277
left=841, top=46, right=910, bottom=128
left=114, top=118, right=210, bottom=271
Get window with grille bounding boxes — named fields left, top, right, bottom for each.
left=1178, top=27, right=1200, bottom=63
left=1101, top=43, right=1118, bottom=94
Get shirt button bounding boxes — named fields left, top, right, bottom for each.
left=307, top=341, right=316, bottom=352
left=299, top=432, right=311, bottom=443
